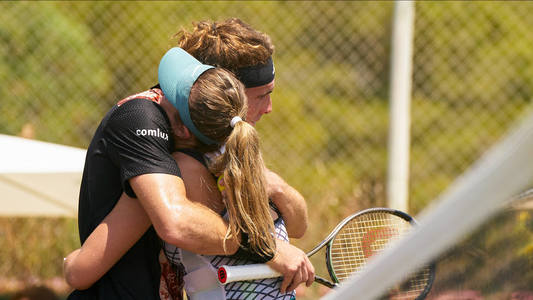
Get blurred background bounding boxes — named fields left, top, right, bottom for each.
left=1, top=1, right=533, bottom=299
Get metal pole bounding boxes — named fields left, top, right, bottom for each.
left=387, top=0, right=415, bottom=212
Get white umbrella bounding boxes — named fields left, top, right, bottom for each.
left=0, top=134, right=86, bottom=217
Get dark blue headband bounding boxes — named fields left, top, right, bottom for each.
left=158, top=47, right=217, bottom=145
left=236, top=57, right=275, bottom=88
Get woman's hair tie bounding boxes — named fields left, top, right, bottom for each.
left=230, top=116, right=243, bottom=128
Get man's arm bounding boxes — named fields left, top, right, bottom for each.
left=130, top=172, right=238, bottom=254
left=266, top=169, right=308, bottom=238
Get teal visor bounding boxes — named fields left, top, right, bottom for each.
left=158, top=47, right=217, bottom=145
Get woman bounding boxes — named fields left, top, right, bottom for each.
left=64, top=47, right=305, bottom=299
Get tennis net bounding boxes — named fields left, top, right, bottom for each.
left=322, top=110, right=533, bottom=299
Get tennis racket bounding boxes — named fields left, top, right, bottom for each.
left=509, top=187, right=533, bottom=210
left=217, top=207, right=436, bottom=299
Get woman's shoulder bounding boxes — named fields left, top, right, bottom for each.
left=173, top=149, right=207, bottom=167
left=172, top=150, right=223, bottom=212
left=172, top=151, right=212, bottom=179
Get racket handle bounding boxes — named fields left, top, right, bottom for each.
left=217, top=264, right=280, bottom=285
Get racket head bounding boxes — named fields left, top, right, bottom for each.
left=388, top=261, right=436, bottom=300
left=325, top=208, right=436, bottom=299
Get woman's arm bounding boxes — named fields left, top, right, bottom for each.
left=63, top=193, right=151, bottom=289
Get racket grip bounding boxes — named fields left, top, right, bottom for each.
left=217, top=264, right=280, bottom=285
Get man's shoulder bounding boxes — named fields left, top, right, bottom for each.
left=107, top=96, right=170, bottom=132
left=89, top=95, right=173, bottom=160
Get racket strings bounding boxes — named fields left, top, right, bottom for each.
left=330, top=213, right=409, bottom=278
left=329, top=212, right=431, bottom=299
left=385, top=266, right=433, bottom=300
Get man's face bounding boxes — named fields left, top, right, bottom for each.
left=245, top=80, right=275, bottom=126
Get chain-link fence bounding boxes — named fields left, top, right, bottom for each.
left=2, top=1, right=533, bottom=298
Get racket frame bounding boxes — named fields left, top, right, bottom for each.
left=320, top=207, right=435, bottom=300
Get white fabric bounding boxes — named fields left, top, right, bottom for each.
left=175, top=248, right=226, bottom=300
left=0, top=134, right=86, bottom=217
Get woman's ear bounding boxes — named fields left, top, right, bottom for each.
left=174, top=123, right=192, bottom=140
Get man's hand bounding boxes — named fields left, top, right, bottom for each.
left=266, top=239, right=315, bottom=293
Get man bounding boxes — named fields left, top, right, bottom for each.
left=177, top=18, right=309, bottom=239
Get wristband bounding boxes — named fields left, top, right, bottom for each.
left=217, top=175, right=225, bottom=192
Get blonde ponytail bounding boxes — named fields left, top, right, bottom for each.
left=211, top=121, right=275, bottom=258
left=188, top=68, right=275, bottom=257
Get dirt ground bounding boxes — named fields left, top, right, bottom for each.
left=0, top=277, right=71, bottom=299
